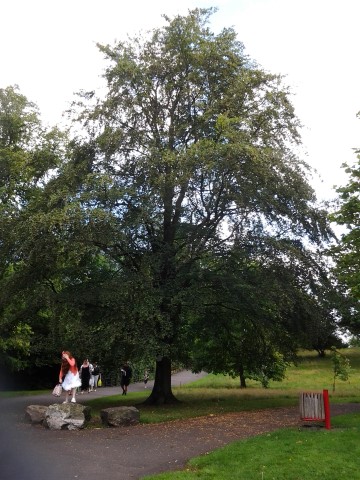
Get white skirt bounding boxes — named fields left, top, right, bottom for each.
left=62, top=371, right=82, bottom=391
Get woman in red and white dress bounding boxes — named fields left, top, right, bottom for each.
left=59, top=351, right=81, bottom=403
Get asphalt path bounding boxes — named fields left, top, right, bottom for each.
left=0, top=370, right=208, bottom=480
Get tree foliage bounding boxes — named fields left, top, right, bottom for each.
left=330, top=138, right=360, bottom=334
left=188, top=233, right=346, bottom=386
left=0, top=85, right=66, bottom=370
left=330, top=346, right=351, bottom=392
left=331, top=150, right=360, bottom=278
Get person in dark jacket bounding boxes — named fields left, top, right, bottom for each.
left=79, top=359, right=91, bottom=393
left=120, top=361, right=132, bottom=395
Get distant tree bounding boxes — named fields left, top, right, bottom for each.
left=348, top=335, right=360, bottom=347
left=330, top=346, right=351, bottom=392
left=189, top=238, right=345, bottom=386
left=330, top=141, right=360, bottom=335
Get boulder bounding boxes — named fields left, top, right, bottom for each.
left=100, top=406, right=140, bottom=427
left=44, top=403, right=91, bottom=430
left=25, top=405, right=48, bottom=424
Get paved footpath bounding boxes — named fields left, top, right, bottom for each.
left=1, top=372, right=359, bottom=480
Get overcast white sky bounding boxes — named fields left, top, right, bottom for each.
left=1, top=0, right=359, bottom=201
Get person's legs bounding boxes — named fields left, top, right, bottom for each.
left=71, top=388, right=77, bottom=403
left=63, top=390, right=70, bottom=403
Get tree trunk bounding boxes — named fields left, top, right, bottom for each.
left=239, top=365, right=247, bottom=388
left=143, top=356, right=179, bottom=405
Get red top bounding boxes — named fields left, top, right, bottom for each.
left=59, top=355, right=78, bottom=383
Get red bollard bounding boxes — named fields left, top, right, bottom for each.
left=323, top=389, right=331, bottom=430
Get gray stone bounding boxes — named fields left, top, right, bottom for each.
left=100, top=406, right=140, bottom=427
left=44, top=403, right=91, bottom=430
left=25, top=405, right=48, bottom=424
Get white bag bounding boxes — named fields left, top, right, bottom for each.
left=52, top=384, right=62, bottom=397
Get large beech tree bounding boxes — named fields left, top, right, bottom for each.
left=57, top=8, right=334, bottom=404
left=1, top=10, right=340, bottom=399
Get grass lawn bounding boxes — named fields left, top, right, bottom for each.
left=0, top=389, right=49, bottom=398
